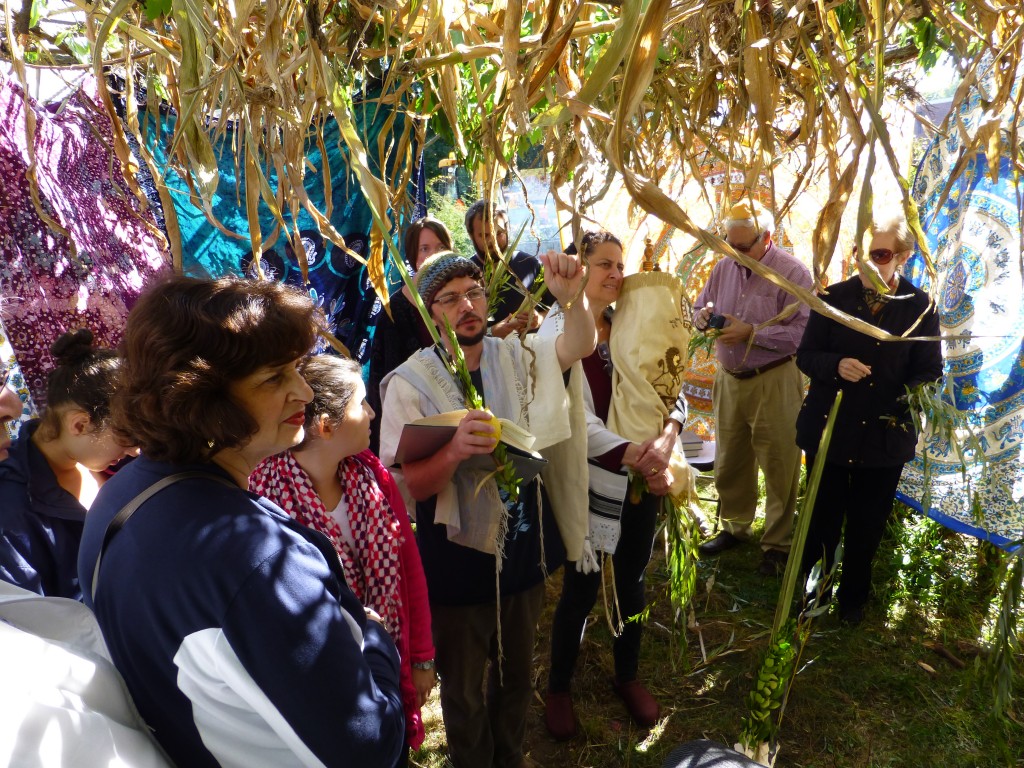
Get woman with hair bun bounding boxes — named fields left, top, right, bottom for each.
left=0, top=329, right=136, bottom=599
left=367, top=216, right=454, bottom=453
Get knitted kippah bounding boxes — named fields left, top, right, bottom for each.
left=415, top=253, right=481, bottom=306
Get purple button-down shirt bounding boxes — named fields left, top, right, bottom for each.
left=694, top=243, right=812, bottom=372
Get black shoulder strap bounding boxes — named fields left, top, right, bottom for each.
left=90, top=471, right=238, bottom=603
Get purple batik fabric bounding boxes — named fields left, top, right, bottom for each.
left=0, top=73, right=170, bottom=408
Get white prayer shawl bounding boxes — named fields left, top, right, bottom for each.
left=536, top=306, right=590, bottom=562
left=543, top=303, right=632, bottom=559
left=380, top=334, right=571, bottom=555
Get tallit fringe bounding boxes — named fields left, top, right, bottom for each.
left=493, top=493, right=511, bottom=685
left=600, top=553, right=624, bottom=638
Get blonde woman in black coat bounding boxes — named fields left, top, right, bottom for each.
left=796, top=216, right=943, bottom=625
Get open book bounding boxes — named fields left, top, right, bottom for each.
left=392, top=410, right=547, bottom=482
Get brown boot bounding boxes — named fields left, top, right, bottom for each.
left=612, top=679, right=660, bottom=728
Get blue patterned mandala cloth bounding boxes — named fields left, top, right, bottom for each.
left=902, top=81, right=1024, bottom=547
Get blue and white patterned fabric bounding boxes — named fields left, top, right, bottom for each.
left=0, top=317, right=35, bottom=428
left=901, top=82, right=1024, bottom=547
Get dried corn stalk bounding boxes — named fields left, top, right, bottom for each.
left=1, top=0, right=1021, bottom=340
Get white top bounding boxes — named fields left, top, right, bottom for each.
left=328, top=498, right=357, bottom=551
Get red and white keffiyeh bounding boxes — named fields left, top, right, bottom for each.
left=250, top=451, right=405, bottom=647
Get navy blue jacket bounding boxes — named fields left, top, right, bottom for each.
left=79, top=456, right=406, bottom=768
left=0, top=420, right=87, bottom=600
left=796, top=276, right=943, bottom=467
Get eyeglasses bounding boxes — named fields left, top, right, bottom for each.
left=728, top=235, right=762, bottom=253
left=432, top=287, right=487, bottom=308
left=597, top=341, right=613, bottom=376
left=868, top=248, right=895, bottom=265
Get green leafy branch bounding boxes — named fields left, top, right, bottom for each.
left=662, top=496, right=701, bottom=622
left=439, top=318, right=523, bottom=503
left=738, top=619, right=800, bottom=751
left=482, top=219, right=531, bottom=321
left=687, top=328, right=721, bottom=362
left=904, top=379, right=986, bottom=519
left=739, top=390, right=843, bottom=756
left=984, top=540, right=1023, bottom=720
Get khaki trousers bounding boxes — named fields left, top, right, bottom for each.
left=711, top=359, right=802, bottom=552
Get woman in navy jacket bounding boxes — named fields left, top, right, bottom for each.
left=0, top=330, right=133, bottom=600
left=78, top=276, right=406, bottom=768
left=796, top=217, right=943, bottom=624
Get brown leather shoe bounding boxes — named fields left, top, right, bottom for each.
left=544, top=691, right=577, bottom=741
left=612, top=679, right=660, bottom=728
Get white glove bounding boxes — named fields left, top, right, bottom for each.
left=576, top=537, right=601, bottom=574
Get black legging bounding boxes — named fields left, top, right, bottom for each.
left=548, top=492, right=660, bottom=692
left=800, top=453, right=904, bottom=612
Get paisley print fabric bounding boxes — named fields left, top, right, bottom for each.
left=0, top=74, right=170, bottom=412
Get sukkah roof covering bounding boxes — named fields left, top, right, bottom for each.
left=2, top=0, right=1022, bottom=328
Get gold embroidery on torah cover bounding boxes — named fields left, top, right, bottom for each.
left=607, top=271, right=697, bottom=502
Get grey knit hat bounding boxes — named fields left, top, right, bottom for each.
left=415, top=252, right=482, bottom=307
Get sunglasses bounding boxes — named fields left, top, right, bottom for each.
left=727, top=235, right=762, bottom=253
left=868, top=248, right=896, bottom=265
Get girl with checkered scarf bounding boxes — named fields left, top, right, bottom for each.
left=251, top=355, right=436, bottom=755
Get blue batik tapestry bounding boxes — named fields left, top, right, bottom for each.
left=143, top=93, right=424, bottom=365
left=901, top=88, right=1024, bottom=547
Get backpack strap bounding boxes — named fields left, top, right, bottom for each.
left=90, top=471, right=238, bottom=603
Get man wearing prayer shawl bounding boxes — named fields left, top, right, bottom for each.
left=382, top=250, right=593, bottom=768
left=380, top=251, right=595, bottom=768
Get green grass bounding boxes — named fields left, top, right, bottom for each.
left=411, top=496, right=1024, bottom=768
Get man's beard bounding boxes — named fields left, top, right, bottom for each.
left=474, top=241, right=506, bottom=261
left=456, top=327, right=487, bottom=346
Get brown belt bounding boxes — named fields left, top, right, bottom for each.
left=725, top=354, right=795, bottom=380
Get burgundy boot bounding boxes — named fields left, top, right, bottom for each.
left=613, top=679, right=660, bottom=728
left=544, top=691, right=577, bottom=741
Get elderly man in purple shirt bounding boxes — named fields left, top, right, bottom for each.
left=693, top=200, right=811, bottom=576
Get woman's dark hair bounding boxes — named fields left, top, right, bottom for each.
left=293, top=354, right=363, bottom=451
left=579, top=230, right=623, bottom=260
left=38, top=329, right=120, bottom=439
left=112, top=275, right=321, bottom=463
left=404, top=217, right=454, bottom=270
